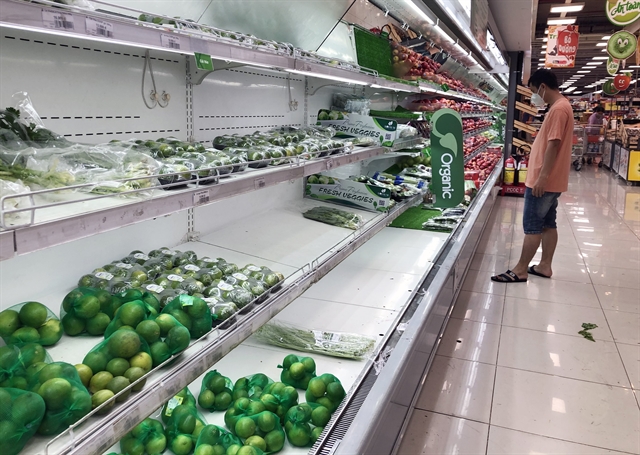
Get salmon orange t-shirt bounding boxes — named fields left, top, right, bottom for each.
left=525, top=97, right=574, bottom=193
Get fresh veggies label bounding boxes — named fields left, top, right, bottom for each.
left=306, top=175, right=391, bottom=212
left=316, top=111, right=397, bottom=147
left=606, top=0, right=640, bottom=26
left=430, top=109, right=465, bottom=208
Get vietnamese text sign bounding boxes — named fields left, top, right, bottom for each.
left=545, top=25, right=579, bottom=68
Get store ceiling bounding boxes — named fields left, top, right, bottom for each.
left=488, top=0, right=536, bottom=51
left=531, top=0, right=619, bottom=95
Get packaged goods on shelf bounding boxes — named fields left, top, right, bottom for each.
left=396, top=124, right=419, bottom=138
left=331, top=93, right=371, bottom=115
left=0, top=387, right=46, bottom=455
left=305, top=174, right=391, bottom=212
left=0, top=178, right=31, bottom=225
left=302, top=206, right=364, bottom=230
left=161, top=388, right=197, bottom=424
left=0, top=301, right=62, bottom=347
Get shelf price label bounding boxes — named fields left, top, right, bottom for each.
left=254, top=177, right=266, bottom=190
left=42, top=9, right=75, bottom=31
left=194, top=53, right=214, bottom=71
left=85, top=17, right=114, bottom=38
left=160, top=33, right=181, bottom=49
left=193, top=189, right=210, bottom=206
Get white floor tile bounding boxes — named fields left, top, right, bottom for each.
left=505, top=279, right=600, bottom=307
left=491, top=367, right=640, bottom=454
left=587, top=264, right=640, bottom=290
left=604, top=310, right=640, bottom=346
left=451, top=291, right=505, bottom=325
left=498, top=326, right=630, bottom=387
left=462, top=270, right=507, bottom=296
left=617, top=343, right=640, bottom=390
left=397, top=410, right=489, bottom=455
left=501, top=296, right=613, bottom=341
left=594, top=284, right=640, bottom=313
left=436, top=319, right=501, bottom=364
left=470, top=253, right=511, bottom=273
left=415, top=355, right=496, bottom=423
left=528, top=261, right=591, bottom=283
left=487, top=426, right=629, bottom=455
left=476, top=236, right=511, bottom=256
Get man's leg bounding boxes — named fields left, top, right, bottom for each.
left=535, top=227, right=558, bottom=277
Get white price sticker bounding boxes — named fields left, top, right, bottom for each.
left=167, top=274, right=184, bottom=282
left=232, top=273, right=248, bottom=281
left=115, top=262, right=133, bottom=269
left=146, top=284, right=164, bottom=293
left=42, top=10, right=75, bottom=30
left=193, top=189, right=210, bottom=206
left=246, top=265, right=261, bottom=272
left=134, top=253, right=150, bottom=260
left=160, top=33, right=181, bottom=49
left=202, top=258, right=215, bottom=263
left=217, top=282, right=234, bottom=291
left=254, top=178, right=266, bottom=190
left=95, top=271, right=114, bottom=280
left=184, top=264, right=200, bottom=271
left=85, top=17, right=113, bottom=38
left=161, top=249, right=175, bottom=255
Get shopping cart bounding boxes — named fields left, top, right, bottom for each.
left=572, top=125, right=585, bottom=171
left=584, top=123, right=604, bottom=167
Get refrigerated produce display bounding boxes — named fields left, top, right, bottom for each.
left=0, top=1, right=508, bottom=454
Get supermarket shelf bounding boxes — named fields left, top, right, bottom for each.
left=464, top=141, right=494, bottom=164
left=460, top=111, right=496, bottom=118
left=389, top=136, right=427, bottom=151
left=4, top=146, right=386, bottom=257
left=419, top=82, right=496, bottom=107
left=463, top=124, right=493, bottom=139
left=26, top=194, right=422, bottom=455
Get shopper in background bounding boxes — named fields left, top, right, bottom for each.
left=492, top=69, right=574, bottom=282
left=587, top=106, right=605, bottom=135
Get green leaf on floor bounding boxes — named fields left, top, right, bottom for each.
left=578, top=329, right=595, bottom=342
left=581, top=323, right=598, bottom=330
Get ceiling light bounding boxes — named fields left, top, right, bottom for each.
left=541, top=51, right=546, bottom=54
left=565, top=87, right=577, bottom=92
left=602, top=35, right=611, bottom=40
left=595, top=90, right=602, bottom=94
left=547, top=17, right=577, bottom=25
left=538, top=63, right=545, bottom=66
left=593, top=56, right=608, bottom=60
left=403, top=0, right=435, bottom=24
left=596, top=43, right=607, bottom=47
left=545, top=29, right=549, bottom=34
left=541, top=45, right=547, bottom=49
left=287, top=69, right=370, bottom=85
left=630, top=65, right=640, bottom=68
left=602, top=49, right=607, bottom=52
left=370, top=83, right=414, bottom=92
left=539, top=58, right=546, bottom=61
left=543, top=38, right=548, bottom=42
left=550, top=3, right=585, bottom=13
left=577, top=70, right=591, bottom=73
left=586, top=62, right=603, bottom=65
left=631, top=80, right=637, bottom=83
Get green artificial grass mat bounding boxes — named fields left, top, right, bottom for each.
left=389, top=207, right=441, bottom=230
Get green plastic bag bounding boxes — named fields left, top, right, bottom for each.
left=304, top=373, right=346, bottom=413
left=195, top=424, right=242, bottom=454
left=0, top=387, right=46, bottom=455
left=0, top=343, right=52, bottom=390
left=260, top=382, right=299, bottom=424
left=226, top=408, right=285, bottom=453
left=0, top=301, right=63, bottom=347
left=161, top=387, right=197, bottom=424
left=165, top=403, right=207, bottom=455
left=115, top=288, right=162, bottom=314
left=278, top=354, right=316, bottom=390
left=60, top=287, right=115, bottom=336
left=161, top=295, right=212, bottom=339
left=26, top=361, right=92, bottom=436
left=231, top=373, right=273, bottom=401
left=104, top=300, right=159, bottom=338
left=198, top=370, right=234, bottom=412
left=283, top=403, right=330, bottom=447
left=82, top=328, right=152, bottom=381
left=119, top=417, right=167, bottom=455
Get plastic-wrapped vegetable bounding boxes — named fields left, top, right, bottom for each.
left=304, top=374, right=346, bottom=413
left=0, top=387, right=46, bottom=455
left=0, top=343, right=52, bottom=389
left=26, top=361, right=92, bottom=435
left=231, top=374, right=273, bottom=401
left=283, top=403, right=330, bottom=447
left=260, top=382, right=299, bottom=424
left=208, top=299, right=238, bottom=329
left=0, top=178, right=33, bottom=226
left=161, top=295, right=212, bottom=339
left=161, top=387, right=197, bottom=424
left=302, top=206, right=364, bottom=230
left=198, top=370, right=234, bottom=412
left=60, top=287, right=114, bottom=336
left=0, top=301, right=62, bottom=347
left=195, top=425, right=243, bottom=455
left=119, top=417, right=167, bottom=455
left=165, top=404, right=207, bottom=455
left=278, top=354, right=316, bottom=390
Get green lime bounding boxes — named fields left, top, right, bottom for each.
left=195, top=444, right=216, bottom=455
left=89, top=370, right=113, bottom=394
left=86, top=312, right=111, bottom=336
left=107, top=329, right=142, bottom=359
left=120, top=437, right=144, bottom=455
left=83, top=350, right=108, bottom=374
left=19, top=302, right=48, bottom=328
left=129, top=352, right=153, bottom=373
left=62, top=313, right=86, bottom=336
left=247, top=400, right=266, bottom=416
left=169, top=309, right=192, bottom=331
left=11, top=390, right=45, bottom=427
left=235, top=416, right=256, bottom=438
left=245, top=435, right=267, bottom=451
left=150, top=340, right=171, bottom=366
left=75, top=295, right=101, bottom=319
left=301, top=357, right=316, bottom=373
left=282, top=354, right=298, bottom=369
left=256, top=410, right=277, bottom=432
left=287, top=423, right=311, bottom=447
left=38, top=377, right=72, bottom=411
left=154, top=314, right=178, bottom=337
left=208, top=374, right=227, bottom=394
left=236, top=446, right=259, bottom=455
left=326, top=382, right=345, bottom=401
left=106, top=357, right=130, bottom=377
left=9, top=326, right=40, bottom=345
left=311, top=405, right=331, bottom=427
left=166, top=325, right=190, bottom=353
left=0, top=309, right=20, bottom=337
left=316, top=397, right=334, bottom=411
left=106, top=375, right=131, bottom=402
left=289, top=362, right=305, bottom=380
left=170, top=434, right=193, bottom=455
left=124, top=366, right=146, bottom=392
left=145, top=433, right=167, bottom=455
left=264, top=429, right=285, bottom=452
left=226, top=445, right=241, bottom=455
left=118, top=302, right=146, bottom=327
left=214, top=390, right=232, bottom=410
left=74, top=363, right=93, bottom=387
left=307, top=377, right=326, bottom=399
left=136, top=319, right=161, bottom=344
left=19, top=342, right=46, bottom=367
left=92, top=389, right=115, bottom=414
left=38, top=319, right=63, bottom=345
left=198, top=389, right=216, bottom=409
left=311, top=426, right=323, bottom=443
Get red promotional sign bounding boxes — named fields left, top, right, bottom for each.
left=545, top=25, right=580, bottom=68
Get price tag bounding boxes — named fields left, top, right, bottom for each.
left=246, top=265, right=261, bottom=272
left=326, top=158, right=334, bottom=170
left=440, top=83, right=450, bottom=92
left=115, top=262, right=133, bottom=269
left=146, top=284, right=164, bottom=293
left=164, top=396, right=183, bottom=417
left=254, top=178, right=266, bottom=190
left=94, top=271, right=114, bottom=280
left=193, top=189, right=210, bottom=206
left=134, top=253, right=149, bottom=260
left=167, top=274, right=184, bottom=282
left=202, top=258, right=216, bottom=263
left=161, top=33, right=181, bottom=49
left=85, top=17, right=113, bottom=38
left=42, top=10, right=75, bottom=30
left=217, top=282, right=234, bottom=291
left=184, top=264, right=200, bottom=272
left=232, top=273, right=248, bottom=281
left=161, top=249, right=175, bottom=255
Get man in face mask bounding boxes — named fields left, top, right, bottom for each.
left=492, top=69, right=574, bottom=283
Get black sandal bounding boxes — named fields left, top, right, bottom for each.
left=491, top=270, right=527, bottom=283
left=528, top=265, right=551, bottom=278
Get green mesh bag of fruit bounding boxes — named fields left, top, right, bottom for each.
left=0, top=343, right=52, bottom=390
left=165, top=403, right=207, bottom=455
left=161, top=387, right=197, bottom=424
left=284, top=403, right=330, bottom=447
left=0, top=301, right=63, bottom=347
left=114, top=288, right=162, bottom=314
left=195, top=424, right=242, bottom=454
left=226, top=409, right=285, bottom=454
left=60, top=287, right=115, bottom=337
left=304, top=373, right=346, bottom=413
left=119, top=417, right=167, bottom=455
left=231, top=373, right=273, bottom=401
left=26, top=361, right=92, bottom=436
left=278, top=354, right=316, bottom=389
left=0, top=387, right=46, bottom=455
left=198, top=370, right=234, bottom=412
left=259, top=382, right=299, bottom=424
left=161, top=294, right=212, bottom=339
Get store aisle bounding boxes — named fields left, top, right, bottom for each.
left=398, top=166, right=640, bottom=455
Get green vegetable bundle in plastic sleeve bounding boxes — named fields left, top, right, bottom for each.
left=305, top=374, right=346, bottom=413
left=161, top=387, right=197, bottom=424
left=82, top=328, right=152, bottom=380
left=284, top=403, right=330, bottom=447
left=0, top=387, right=46, bottom=455
left=224, top=404, right=285, bottom=453
left=161, top=294, right=212, bottom=339
left=259, top=382, right=299, bottom=424
left=0, top=343, right=52, bottom=389
left=0, top=301, right=62, bottom=347
left=119, top=417, right=167, bottom=455
left=198, top=370, right=234, bottom=412
left=239, top=265, right=285, bottom=291
left=26, top=361, right=92, bottom=435
left=231, top=373, right=273, bottom=401
left=207, top=299, right=239, bottom=329
left=195, top=424, right=243, bottom=455
left=302, top=206, right=364, bottom=230
left=165, top=403, right=207, bottom=455
left=60, top=287, right=115, bottom=336
left=278, top=354, right=316, bottom=389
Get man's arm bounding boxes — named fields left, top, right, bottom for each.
left=532, top=139, right=560, bottom=197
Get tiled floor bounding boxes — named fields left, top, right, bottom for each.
left=398, top=166, right=640, bottom=455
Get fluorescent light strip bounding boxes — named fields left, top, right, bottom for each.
left=547, top=17, right=577, bottom=25
left=577, top=70, right=591, bottom=73
left=586, top=62, right=603, bottom=65
left=550, top=3, right=585, bottom=13
left=541, top=51, right=547, bottom=54
left=539, top=58, right=546, bottom=61
left=596, top=43, right=607, bottom=47
left=602, top=35, right=611, bottom=40
left=592, top=56, right=608, bottom=60
left=543, top=38, right=548, bottom=42
left=287, top=69, right=369, bottom=85
left=545, top=29, right=549, bottom=34
left=403, top=0, right=435, bottom=24
left=370, top=83, right=414, bottom=93
left=435, top=25, right=455, bottom=43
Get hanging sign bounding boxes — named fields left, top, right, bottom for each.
left=194, top=53, right=214, bottom=71
left=608, top=56, right=621, bottom=75
left=603, top=80, right=620, bottom=96
left=614, top=72, right=632, bottom=91
left=606, top=0, right=640, bottom=26
left=545, top=25, right=579, bottom=68
left=607, top=30, right=637, bottom=70
left=430, top=109, right=464, bottom=208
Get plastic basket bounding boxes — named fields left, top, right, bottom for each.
left=353, top=26, right=393, bottom=77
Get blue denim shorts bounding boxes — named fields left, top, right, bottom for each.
left=523, top=187, right=561, bottom=235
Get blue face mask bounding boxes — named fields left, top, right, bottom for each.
left=531, top=86, right=546, bottom=107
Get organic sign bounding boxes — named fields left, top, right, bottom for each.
left=608, top=56, right=621, bottom=75
left=545, top=25, right=579, bottom=68
left=606, top=0, right=640, bottom=26
left=430, top=109, right=464, bottom=208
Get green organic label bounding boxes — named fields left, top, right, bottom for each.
left=194, top=52, right=214, bottom=71
left=430, top=109, right=464, bottom=208
left=607, top=57, right=620, bottom=75
left=606, top=0, right=640, bottom=26
left=441, top=84, right=450, bottom=92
